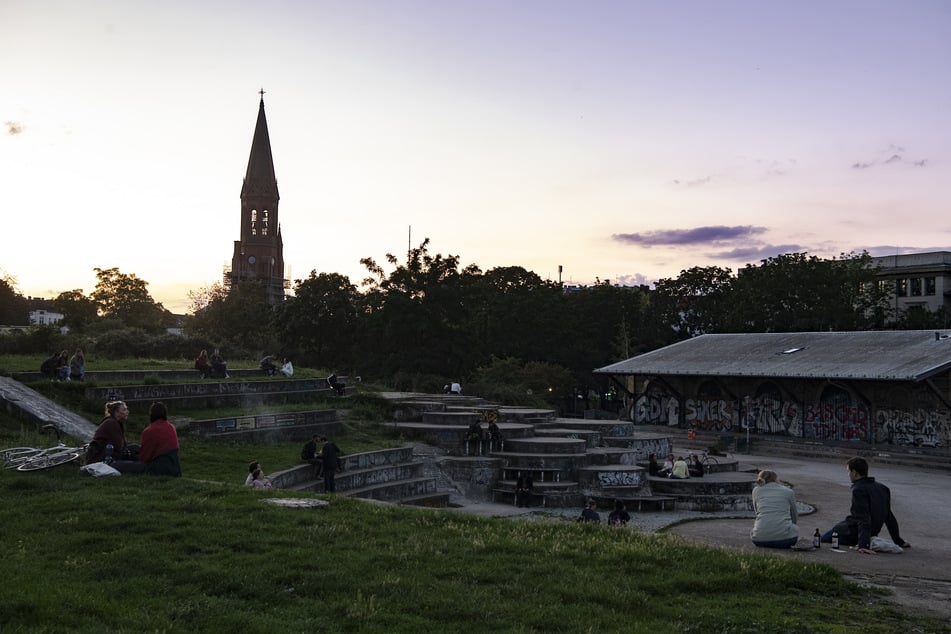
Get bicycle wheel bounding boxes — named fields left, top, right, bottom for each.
left=702, top=456, right=719, bottom=473
left=2, top=447, right=43, bottom=468
left=17, top=451, right=80, bottom=471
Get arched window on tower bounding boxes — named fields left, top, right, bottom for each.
left=261, top=209, right=269, bottom=236
left=250, top=209, right=257, bottom=236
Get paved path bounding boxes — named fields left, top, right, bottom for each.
left=664, top=450, right=951, bottom=623
left=0, top=377, right=96, bottom=441
left=447, top=448, right=951, bottom=623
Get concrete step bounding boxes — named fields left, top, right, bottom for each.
left=503, top=436, right=587, bottom=455
left=399, top=492, right=451, bottom=508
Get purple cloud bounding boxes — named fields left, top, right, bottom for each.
left=708, top=244, right=804, bottom=260
left=851, top=161, right=873, bottom=169
left=613, top=225, right=767, bottom=247
left=884, top=154, right=902, bottom=164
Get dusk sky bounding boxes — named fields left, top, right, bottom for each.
left=3, top=1, right=950, bottom=313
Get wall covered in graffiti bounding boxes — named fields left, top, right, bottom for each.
left=632, top=381, right=951, bottom=448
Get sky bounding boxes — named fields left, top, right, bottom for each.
left=3, top=0, right=950, bottom=314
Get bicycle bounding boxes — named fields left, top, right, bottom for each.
left=698, top=453, right=720, bottom=474
left=1, top=425, right=85, bottom=472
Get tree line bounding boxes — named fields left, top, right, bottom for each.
left=3, top=245, right=947, bottom=404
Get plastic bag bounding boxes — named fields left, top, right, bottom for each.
left=81, top=462, right=122, bottom=477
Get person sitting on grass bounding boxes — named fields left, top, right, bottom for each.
left=260, top=354, right=278, bottom=376
left=69, top=349, right=85, bottom=381
left=279, top=357, right=294, bottom=377
left=139, top=401, right=181, bottom=477
left=195, top=349, right=212, bottom=378
left=210, top=348, right=229, bottom=378
left=250, top=468, right=272, bottom=489
left=750, top=470, right=799, bottom=549
left=578, top=499, right=600, bottom=523
left=608, top=500, right=631, bottom=526
left=245, top=461, right=261, bottom=487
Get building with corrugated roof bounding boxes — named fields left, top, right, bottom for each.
left=594, top=330, right=951, bottom=448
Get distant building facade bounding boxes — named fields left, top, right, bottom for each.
left=225, top=93, right=289, bottom=305
left=29, top=309, right=64, bottom=326
left=870, top=251, right=951, bottom=316
left=595, top=331, right=951, bottom=449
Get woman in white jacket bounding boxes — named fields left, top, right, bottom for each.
left=750, top=470, right=799, bottom=548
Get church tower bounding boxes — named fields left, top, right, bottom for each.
left=227, top=91, right=287, bottom=305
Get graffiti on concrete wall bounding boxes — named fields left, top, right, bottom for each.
left=874, top=408, right=948, bottom=448
left=633, top=394, right=680, bottom=426
left=633, top=386, right=947, bottom=446
left=597, top=470, right=643, bottom=488
left=744, top=396, right=802, bottom=437
left=684, top=398, right=736, bottom=432
left=801, top=401, right=870, bottom=441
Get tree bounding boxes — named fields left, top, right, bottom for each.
left=273, top=271, right=358, bottom=369
left=91, top=267, right=170, bottom=331
left=652, top=266, right=737, bottom=337
left=52, top=289, right=99, bottom=330
left=357, top=239, right=481, bottom=379
left=188, top=280, right=276, bottom=352
left=731, top=252, right=888, bottom=332
left=0, top=275, right=29, bottom=325
left=468, top=266, right=563, bottom=365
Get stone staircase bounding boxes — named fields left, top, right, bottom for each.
left=268, top=445, right=450, bottom=507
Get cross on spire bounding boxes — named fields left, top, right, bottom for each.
left=259, top=87, right=266, bottom=101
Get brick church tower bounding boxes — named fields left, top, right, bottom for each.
left=226, top=92, right=287, bottom=305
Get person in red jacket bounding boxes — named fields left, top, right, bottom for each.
left=139, top=401, right=181, bottom=477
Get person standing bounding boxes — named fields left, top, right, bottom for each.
left=139, top=402, right=181, bottom=477
left=822, top=457, right=911, bottom=553
left=320, top=437, right=342, bottom=493
left=750, top=470, right=799, bottom=548
left=300, top=434, right=323, bottom=477
left=514, top=472, right=534, bottom=507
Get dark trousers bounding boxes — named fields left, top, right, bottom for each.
left=324, top=468, right=335, bottom=493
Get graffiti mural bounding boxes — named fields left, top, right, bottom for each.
left=633, top=394, right=679, bottom=426
left=684, top=398, right=736, bottom=432
left=744, top=395, right=802, bottom=436
left=802, top=401, right=870, bottom=442
left=874, top=408, right=949, bottom=448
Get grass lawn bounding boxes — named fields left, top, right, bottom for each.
left=0, top=362, right=947, bottom=632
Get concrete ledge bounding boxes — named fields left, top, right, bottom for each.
left=504, top=436, right=587, bottom=455
left=190, top=409, right=338, bottom=437
left=576, top=464, right=647, bottom=489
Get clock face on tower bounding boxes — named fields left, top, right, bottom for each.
left=248, top=256, right=256, bottom=264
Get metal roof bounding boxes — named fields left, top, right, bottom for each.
left=594, top=330, right=951, bottom=382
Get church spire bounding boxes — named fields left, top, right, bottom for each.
left=228, top=90, right=286, bottom=305
left=241, top=90, right=279, bottom=200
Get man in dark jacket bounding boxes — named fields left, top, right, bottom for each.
left=823, top=457, right=911, bottom=553
left=320, top=437, right=342, bottom=493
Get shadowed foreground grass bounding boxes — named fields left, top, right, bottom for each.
left=0, top=467, right=943, bottom=633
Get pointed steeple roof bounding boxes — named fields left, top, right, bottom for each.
left=241, top=93, right=280, bottom=199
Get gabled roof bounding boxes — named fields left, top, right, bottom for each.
left=241, top=97, right=280, bottom=200
left=594, top=330, right=951, bottom=382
